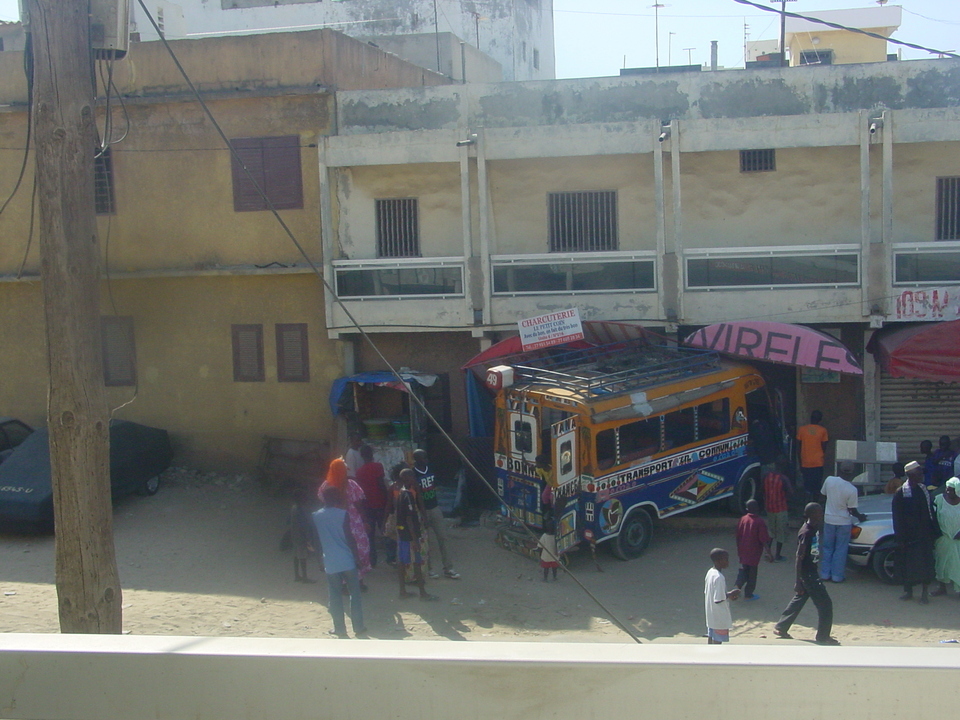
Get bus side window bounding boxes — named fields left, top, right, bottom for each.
left=596, top=428, right=616, bottom=470
left=619, top=417, right=660, bottom=461
left=696, top=399, right=730, bottom=441
left=663, top=407, right=696, bottom=449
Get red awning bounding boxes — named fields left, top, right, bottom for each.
left=867, top=319, right=960, bottom=383
left=684, top=321, right=862, bottom=375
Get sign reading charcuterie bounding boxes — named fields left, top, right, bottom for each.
left=518, top=307, right=585, bottom=351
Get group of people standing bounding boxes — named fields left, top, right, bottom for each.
left=294, top=437, right=462, bottom=638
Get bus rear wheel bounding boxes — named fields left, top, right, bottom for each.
left=611, top=509, right=653, bottom=561
left=729, top=467, right=759, bottom=516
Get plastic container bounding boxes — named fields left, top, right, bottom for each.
left=392, top=419, right=411, bottom=440
left=363, top=419, right=393, bottom=439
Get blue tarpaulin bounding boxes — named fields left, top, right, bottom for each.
left=329, top=371, right=438, bottom=417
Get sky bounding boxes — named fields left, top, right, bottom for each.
left=1, top=1, right=957, bottom=78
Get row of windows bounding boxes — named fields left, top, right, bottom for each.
left=93, top=135, right=960, bottom=245
left=99, top=317, right=310, bottom=386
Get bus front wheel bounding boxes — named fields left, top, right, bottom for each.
left=611, top=509, right=653, bottom=561
left=729, top=467, right=759, bottom=516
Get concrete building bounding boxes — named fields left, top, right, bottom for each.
left=321, top=57, right=960, bottom=458
left=135, top=0, right=555, bottom=82
left=785, top=5, right=902, bottom=67
left=0, top=29, right=451, bottom=469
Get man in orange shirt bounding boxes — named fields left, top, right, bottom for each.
left=797, top=410, right=828, bottom=497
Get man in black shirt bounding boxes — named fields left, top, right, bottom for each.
left=773, top=502, right=839, bottom=645
left=413, top=449, right=461, bottom=580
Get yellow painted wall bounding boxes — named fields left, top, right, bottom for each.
left=337, top=163, right=463, bottom=259
left=0, top=274, right=341, bottom=470
left=891, top=141, right=960, bottom=243
left=789, top=29, right=889, bottom=67
left=681, top=147, right=862, bottom=248
left=2, top=95, right=327, bottom=276
left=488, top=155, right=657, bottom=254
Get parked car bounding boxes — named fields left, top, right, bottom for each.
left=848, top=488, right=945, bottom=584
left=0, top=420, right=172, bottom=534
left=0, top=418, right=33, bottom=464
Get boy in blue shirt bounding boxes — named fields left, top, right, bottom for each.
left=313, top=485, right=366, bottom=638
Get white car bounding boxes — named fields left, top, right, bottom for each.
left=847, top=493, right=897, bottom=584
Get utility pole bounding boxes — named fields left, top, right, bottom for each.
left=28, top=0, right=122, bottom=633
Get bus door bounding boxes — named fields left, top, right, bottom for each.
left=552, top=417, right=579, bottom=552
left=502, top=395, right=541, bottom=524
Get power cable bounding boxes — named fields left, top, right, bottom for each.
left=731, top=0, right=960, bottom=59
left=0, top=32, right=33, bottom=219
left=134, top=0, right=644, bottom=644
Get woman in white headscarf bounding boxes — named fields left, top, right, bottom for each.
left=932, top=477, right=960, bottom=597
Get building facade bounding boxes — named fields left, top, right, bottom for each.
left=321, top=58, right=960, bottom=459
left=134, top=0, right=556, bottom=82
left=0, top=29, right=450, bottom=469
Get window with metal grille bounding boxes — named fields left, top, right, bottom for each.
left=95, top=148, right=115, bottom=214
left=376, top=198, right=420, bottom=257
left=548, top=191, right=618, bottom=252
left=230, top=136, right=303, bottom=212
left=936, top=177, right=960, bottom=240
left=740, top=149, right=776, bottom=173
left=276, top=323, right=309, bottom=382
left=800, top=50, right=833, bottom=66
left=101, top=316, right=135, bottom=387
left=232, top=324, right=264, bottom=382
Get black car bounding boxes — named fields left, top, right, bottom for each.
left=0, top=420, right=172, bottom=533
left=0, top=417, right=33, bottom=464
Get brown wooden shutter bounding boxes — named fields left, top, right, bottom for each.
left=262, top=136, right=303, bottom=210
left=230, top=136, right=302, bottom=212
left=276, top=323, right=309, bottom=382
left=101, top=316, right=136, bottom=387
left=232, top=324, right=265, bottom=382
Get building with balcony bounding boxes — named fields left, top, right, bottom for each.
left=322, top=57, right=960, bottom=457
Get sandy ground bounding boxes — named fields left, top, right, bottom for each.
left=2, top=468, right=960, bottom=647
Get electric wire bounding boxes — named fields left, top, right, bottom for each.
left=731, top=0, right=960, bottom=59
left=0, top=33, right=32, bottom=219
left=133, top=0, right=644, bottom=644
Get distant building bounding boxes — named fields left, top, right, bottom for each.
left=785, top=5, right=902, bottom=66
left=135, top=0, right=554, bottom=82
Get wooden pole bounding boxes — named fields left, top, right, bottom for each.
left=29, top=0, right=122, bottom=633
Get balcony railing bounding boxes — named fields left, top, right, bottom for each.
left=893, top=242, right=960, bottom=285
left=685, top=244, right=860, bottom=290
left=491, top=252, right=657, bottom=295
left=333, top=257, right=465, bottom=299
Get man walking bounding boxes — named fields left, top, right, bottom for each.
left=773, top=503, right=839, bottom=645
left=735, top=499, right=773, bottom=600
left=819, top=461, right=867, bottom=583
left=412, top=449, right=460, bottom=580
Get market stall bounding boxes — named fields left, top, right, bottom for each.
left=329, top=370, right=438, bottom=472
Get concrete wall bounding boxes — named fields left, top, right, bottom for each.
left=892, top=141, right=960, bottom=243
left=2, top=634, right=959, bottom=720
left=0, top=275, right=339, bottom=470
left=160, top=0, right=555, bottom=81
left=337, top=163, right=464, bottom=260
left=355, top=32, right=503, bottom=84
left=788, top=28, right=891, bottom=67
left=337, top=59, right=960, bottom=134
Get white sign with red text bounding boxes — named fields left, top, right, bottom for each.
left=519, top=308, right=584, bottom=351
left=895, top=287, right=960, bottom=321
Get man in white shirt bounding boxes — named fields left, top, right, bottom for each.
left=819, top=461, right=867, bottom=583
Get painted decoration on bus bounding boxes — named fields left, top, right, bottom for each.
left=669, top=469, right=724, bottom=505
left=598, top=499, right=624, bottom=535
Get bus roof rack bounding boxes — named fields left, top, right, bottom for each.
left=509, top=337, right=721, bottom=398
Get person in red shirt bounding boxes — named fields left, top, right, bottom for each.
left=354, top=445, right=388, bottom=568
left=762, top=459, right=792, bottom=561
left=796, top=410, right=829, bottom=497
left=735, top=499, right=773, bottom=600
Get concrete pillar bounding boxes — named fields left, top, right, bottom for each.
left=318, top=139, right=338, bottom=338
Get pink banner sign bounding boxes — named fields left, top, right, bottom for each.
left=684, top=321, right=862, bottom=375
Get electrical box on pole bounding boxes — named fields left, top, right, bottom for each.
left=20, top=0, right=130, bottom=58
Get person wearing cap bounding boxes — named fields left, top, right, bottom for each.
left=932, top=477, right=960, bottom=597
left=892, top=461, right=938, bottom=604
